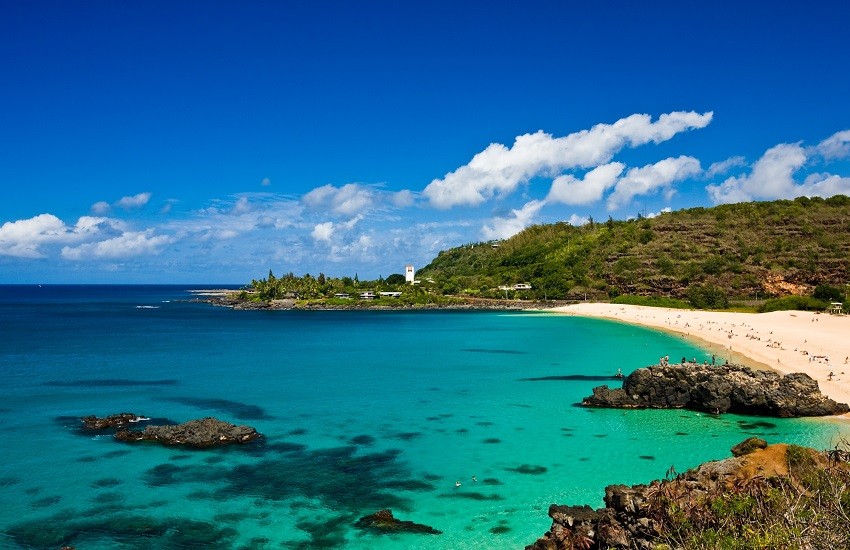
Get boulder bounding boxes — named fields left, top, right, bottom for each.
left=581, top=363, right=848, bottom=417
left=731, top=437, right=768, bottom=457
left=81, top=413, right=148, bottom=430
left=114, top=417, right=261, bottom=448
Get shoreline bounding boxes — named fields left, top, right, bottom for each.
left=546, top=303, right=850, bottom=419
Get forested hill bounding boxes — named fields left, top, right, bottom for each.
left=417, top=195, right=850, bottom=302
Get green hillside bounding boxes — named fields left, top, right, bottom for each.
left=418, top=195, right=850, bottom=303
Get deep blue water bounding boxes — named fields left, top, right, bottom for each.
left=0, top=285, right=846, bottom=549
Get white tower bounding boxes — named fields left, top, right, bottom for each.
left=405, top=264, right=415, bottom=284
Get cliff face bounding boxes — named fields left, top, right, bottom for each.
left=526, top=440, right=850, bottom=550
left=581, top=363, right=849, bottom=417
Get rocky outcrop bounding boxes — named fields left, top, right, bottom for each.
left=581, top=363, right=849, bottom=417
left=526, top=441, right=843, bottom=549
left=353, top=509, right=441, bottom=535
left=114, top=417, right=261, bottom=448
left=81, top=413, right=149, bottom=430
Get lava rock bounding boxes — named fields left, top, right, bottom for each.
left=581, top=363, right=849, bottom=417
left=114, top=417, right=261, bottom=448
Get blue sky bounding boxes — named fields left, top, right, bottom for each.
left=2, top=1, right=849, bottom=283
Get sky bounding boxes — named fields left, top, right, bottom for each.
left=1, top=1, right=850, bottom=284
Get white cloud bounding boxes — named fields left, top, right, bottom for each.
left=423, top=111, right=713, bottom=209
left=61, top=230, right=171, bottom=260
left=311, top=222, right=334, bottom=242
left=705, top=156, right=747, bottom=178
left=91, top=201, right=111, bottom=214
left=116, top=192, right=152, bottom=209
left=706, top=143, right=807, bottom=203
left=798, top=173, right=850, bottom=197
left=481, top=200, right=544, bottom=240
left=547, top=162, right=625, bottom=205
left=646, top=207, right=672, bottom=218
left=391, top=190, right=415, bottom=208
left=567, top=214, right=589, bottom=226
left=607, top=156, right=702, bottom=211
left=303, top=183, right=375, bottom=216
left=232, top=196, right=251, bottom=214
left=0, top=214, right=125, bottom=258
left=816, top=130, right=850, bottom=160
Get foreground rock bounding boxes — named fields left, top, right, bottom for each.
left=582, top=363, right=849, bottom=417
left=526, top=440, right=849, bottom=549
left=354, top=509, right=441, bottom=535
left=115, top=417, right=261, bottom=448
left=81, top=413, right=149, bottom=430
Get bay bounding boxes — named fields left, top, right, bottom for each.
left=0, top=285, right=846, bottom=549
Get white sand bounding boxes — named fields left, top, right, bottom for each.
left=548, top=303, right=850, bottom=414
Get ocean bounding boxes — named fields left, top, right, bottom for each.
left=0, top=285, right=847, bottom=549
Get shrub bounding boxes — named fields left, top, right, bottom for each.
left=812, top=284, right=845, bottom=302
left=687, top=284, right=729, bottom=309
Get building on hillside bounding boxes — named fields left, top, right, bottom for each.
left=499, top=283, right=533, bottom=291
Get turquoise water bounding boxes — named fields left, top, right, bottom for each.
left=0, top=285, right=847, bottom=549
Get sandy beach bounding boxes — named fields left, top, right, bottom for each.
left=548, top=303, right=850, bottom=412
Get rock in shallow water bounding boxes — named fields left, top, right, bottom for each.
left=114, top=417, right=261, bottom=448
left=354, top=509, right=441, bottom=535
left=581, top=363, right=849, bottom=417
left=81, top=413, right=148, bottom=430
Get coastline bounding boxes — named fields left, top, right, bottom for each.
left=547, top=303, right=850, bottom=418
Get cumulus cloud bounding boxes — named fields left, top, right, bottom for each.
left=816, top=130, right=850, bottom=160
left=646, top=207, right=673, bottom=218
left=706, top=134, right=850, bottom=204
left=391, top=190, right=415, bottom=208
left=707, top=143, right=807, bottom=203
left=607, top=156, right=702, bottom=211
left=116, top=192, right=152, bottom=209
left=232, top=196, right=251, bottom=214
left=705, top=156, right=747, bottom=178
left=481, top=200, right=545, bottom=240
left=91, top=201, right=111, bottom=214
left=311, top=222, right=334, bottom=242
left=0, top=214, right=125, bottom=258
left=547, top=162, right=625, bottom=205
left=303, top=183, right=374, bottom=216
left=567, top=214, right=589, bottom=226
left=423, top=111, right=713, bottom=209
left=61, top=229, right=171, bottom=260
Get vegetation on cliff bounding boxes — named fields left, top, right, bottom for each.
left=527, top=440, right=850, bottom=550
left=418, top=195, right=850, bottom=307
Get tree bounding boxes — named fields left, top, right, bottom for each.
left=385, top=273, right=406, bottom=285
